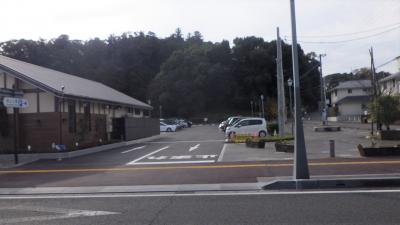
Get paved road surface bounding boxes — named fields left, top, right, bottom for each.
left=1, top=190, right=400, bottom=224
left=2, top=125, right=400, bottom=188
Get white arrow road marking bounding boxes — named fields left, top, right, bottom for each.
left=189, top=144, right=200, bottom=152
left=121, top=145, right=146, bottom=154
left=0, top=206, right=119, bottom=223
left=126, top=146, right=169, bottom=165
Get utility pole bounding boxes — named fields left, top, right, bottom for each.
left=369, top=47, right=380, bottom=132
left=319, top=54, right=327, bottom=125
left=290, top=0, right=310, bottom=180
left=159, top=105, right=162, bottom=118
left=276, top=27, right=286, bottom=137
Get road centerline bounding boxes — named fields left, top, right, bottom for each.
left=126, top=146, right=170, bottom=165
left=121, top=146, right=146, bottom=154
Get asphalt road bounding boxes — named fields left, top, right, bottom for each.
left=1, top=190, right=400, bottom=224
left=2, top=125, right=400, bottom=188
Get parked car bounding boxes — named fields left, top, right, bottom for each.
left=160, top=121, right=177, bottom=132
left=225, top=117, right=268, bottom=139
left=222, top=116, right=244, bottom=132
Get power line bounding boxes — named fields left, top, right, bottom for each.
left=376, top=56, right=400, bottom=69
left=296, top=21, right=400, bottom=38
left=284, top=24, right=400, bottom=45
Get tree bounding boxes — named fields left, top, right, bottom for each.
left=369, top=95, right=400, bottom=130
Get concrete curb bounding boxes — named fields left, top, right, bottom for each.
left=0, top=135, right=160, bottom=168
left=0, top=183, right=264, bottom=195
left=262, top=177, right=400, bottom=190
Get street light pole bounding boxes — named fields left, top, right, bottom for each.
left=290, top=0, right=310, bottom=180
left=59, top=86, right=65, bottom=148
left=319, top=54, right=327, bottom=125
left=260, top=95, right=265, bottom=118
left=250, top=101, right=254, bottom=116
left=159, top=105, right=162, bottom=119
left=288, top=78, right=294, bottom=134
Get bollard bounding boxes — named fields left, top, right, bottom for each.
left=329, top=140, right=335, bottom=158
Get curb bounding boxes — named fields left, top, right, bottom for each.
left=262, top=177, right=400, bottom=190
left=0, top=183, right=264, bottom=195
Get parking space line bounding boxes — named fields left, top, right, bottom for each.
left=189, top=144, right=200, bottom=152
left=121, top=146, right=146, bottom=154
left=217, top=144, right=228, bottom=162
left=126, top=146, right=169, bottom=165
left=129, top=160, right=215, bottom=165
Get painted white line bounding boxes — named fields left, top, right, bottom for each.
left=146, top=140, right=224, bottom=144
left=126, top=146, right=169, bottom=165
left=3, top=189, right=400, bottom=199
left=129, top=160, right=215, bottom=165
left=0, top=206, right=118, bottom=223
left=217, top=144, right=228, bottom=162
left=121, top=145, right=146, bottom=154
left=189, top=144, right=200, bottom=152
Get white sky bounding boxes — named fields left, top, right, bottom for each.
left=1, top=0, right=399, bottom=75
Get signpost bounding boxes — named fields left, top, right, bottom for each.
left=1, top=97, right=28, bottom=164
left=3, top=97, right=28, bottom=108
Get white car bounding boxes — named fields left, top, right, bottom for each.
left=160, top=121, right=177, bottom=132
left=225, top=117, right=268, bottom=138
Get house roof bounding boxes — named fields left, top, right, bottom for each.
left=0, top=55, right=152, bottom=110
left=379, top=72, right=400, bottom=83
left=336, top=95, right=371, bottom=104
left=329, top=80, right=372, bottom=92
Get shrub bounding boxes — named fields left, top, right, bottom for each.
left=267, top=123, right=279, bottom=135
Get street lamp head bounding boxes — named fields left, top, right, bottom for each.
left=287, top=78, right=293, bottom=86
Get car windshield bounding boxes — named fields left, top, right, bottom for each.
left=0, top=1, right=398, bottom=224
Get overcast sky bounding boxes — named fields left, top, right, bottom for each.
left=1, top=0, right=399, bottom=75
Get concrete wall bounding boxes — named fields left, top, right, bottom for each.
left=120, top=118, right=160, bottom=141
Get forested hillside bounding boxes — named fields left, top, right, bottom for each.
left=0, top=29, right=322, bottom=118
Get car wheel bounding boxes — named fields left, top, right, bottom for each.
left=167, top=128, right=172, bottom=132
left=228, top=132, right=236, bottom=139
left=259, top=131, right=267, bottom=137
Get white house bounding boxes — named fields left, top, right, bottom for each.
left=327, top=80, right=372, bottom=121
left=379, top=72, right=400, bottom=96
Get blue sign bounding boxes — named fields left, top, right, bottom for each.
left=2, top=97, right=29, bottom=108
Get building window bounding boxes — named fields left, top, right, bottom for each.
left=347, top=89, right=352, bottom=94
left=83, top=103, right=91, bottom=131
left=143, top=110, right=150, bottom=117
left=68, top=100, right=76, bottom=133
left=334, top=90, right=337, bottom=96
left=127, top=107, right=133, bottom=114
left=134, top=108, right=141, bottom=115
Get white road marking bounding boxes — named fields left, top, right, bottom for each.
left=121, top=145, right=146, bottom=154
left=217, top=144, right=228, bottom=162
left=3, top=189, right=400, bottom=199
left=145, top=140, right=224, bottom=144
left=170, top=155, right=192, bottom=160
left=126, top=146, right=169, bottom=165
left=189, top=144, right=200, bottom=152
left=0, top=206, right=118, bottom=223
left=130, top=160, right=215, bottom=165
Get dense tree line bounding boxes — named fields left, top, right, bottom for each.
left=0, top=29, right=322, bottom=119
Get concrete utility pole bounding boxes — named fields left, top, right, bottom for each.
left=159, top=105, right=162, bottom=118
left=369, top=47, right=380, bottom=132
left=289, top=0, right=310, bottom=180
left=319, top=54, right=327, bottom=125
left=276, top=27, right=286, bottom=137
left=250, top=101, right=254, bottom=116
